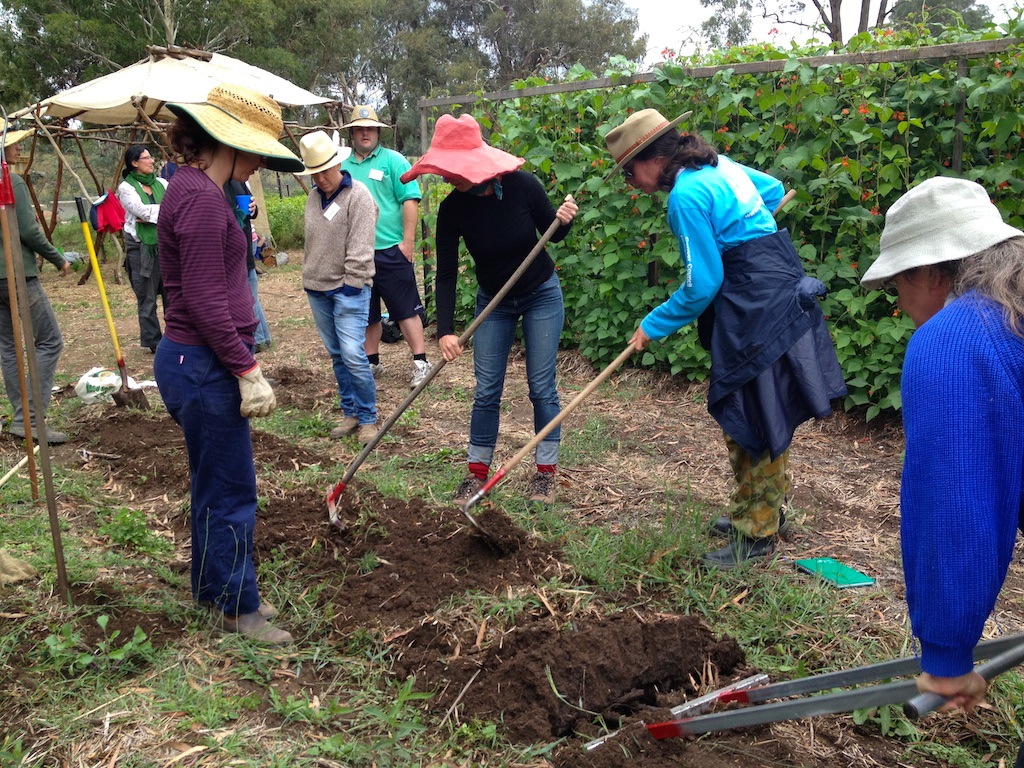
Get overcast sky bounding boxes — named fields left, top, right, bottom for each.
left=623, top=0, right=1013, bottom=67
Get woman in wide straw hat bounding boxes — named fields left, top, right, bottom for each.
left=603, top=108, right=846, bottom=568
left=859, top=178, right=1024, bottom=749
left=402, top=113, right=578, bottom=506
left=156, top=83, right=303, bottom=646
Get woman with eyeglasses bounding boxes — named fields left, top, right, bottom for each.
left=604, top=109, right=846, bottom=569
left=116, top=144, right=168, bottom=353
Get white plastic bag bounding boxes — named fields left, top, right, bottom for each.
left=75, top=367, right=123, bottom=404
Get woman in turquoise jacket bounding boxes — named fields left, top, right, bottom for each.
left=604, top=109, right=846, bottom=568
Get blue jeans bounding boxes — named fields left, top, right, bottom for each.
left=154, top=339, right=261, bottom=616
left=247, top=268, right=271, bottom=346
left=0, top=277, right=63, bottom=431
left=469, top=271, right=563, bottom=467
left=306, top=287, right=377, bottom=425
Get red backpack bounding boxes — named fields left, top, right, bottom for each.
left=89, top=190, right=126, bottom=234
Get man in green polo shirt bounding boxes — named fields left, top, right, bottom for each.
left=341, top=106, right=429, bottom=389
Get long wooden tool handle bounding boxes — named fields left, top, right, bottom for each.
left=468, top=343, right=637, bottom=507
left=774, top=188, right=796, bottom=215
left=328, top=202, right=574, bottom=513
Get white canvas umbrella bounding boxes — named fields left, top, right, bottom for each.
left=11, top=48, right=329, bottom=125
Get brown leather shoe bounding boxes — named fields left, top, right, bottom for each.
left=212, top=610, right=294, bottom=646
left=356, top=423, right=378, bottom=445
left=329, top=416, right=360, bottom=439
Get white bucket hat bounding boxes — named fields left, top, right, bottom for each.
left=862, top=176, right=1024, bottom=289
left=297, top=130, right=352, bottom=175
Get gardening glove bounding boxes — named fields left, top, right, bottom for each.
left=237, top=365, right=276, bottom=418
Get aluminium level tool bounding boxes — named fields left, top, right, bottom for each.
left=646, top=633, right=1024, bottom=739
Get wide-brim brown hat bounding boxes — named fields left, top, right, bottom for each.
left=167, top=84, right=304, bottom=173
left=342, top=105, right=389, bottom=129
left=297, top=130, right=352, bottom=175
left=604, top=108, right=692, bottom=171
left=400, top=114, right=524, bottom=185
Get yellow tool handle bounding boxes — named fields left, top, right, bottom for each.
left=76, top=198, right=124, bottom=364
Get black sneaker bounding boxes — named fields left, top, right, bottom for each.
left=702, top=534, right=776, bottom=570
left=453, top=475, right=485, bottom=505
left=710, top=508, right=790, bottom=539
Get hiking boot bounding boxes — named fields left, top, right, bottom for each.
left=356, top=423, right=378, bottom=445
left=710, top=508, right=791, bottom=539
left=369, top=362, right=383, bottom=378
left=329, top=416, right=360, bottom=439
left=254, top=341, right=273, bottom=353
left=199, top=599, right=278, bottom=620
left=7, top=423, right=67, bottom=445
left=410, top=359, right=431, bottom=389
left=212, top=610, right=294, bottom=646
left=453, top=475, right=485, bottom=505
left=526, top=472, right=556, bottom=505
left=702, top=533, right=776, bottom=570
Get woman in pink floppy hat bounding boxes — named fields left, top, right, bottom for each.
left=403, top=114, right=578, bottom=506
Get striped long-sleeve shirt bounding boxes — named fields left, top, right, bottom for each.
left=157, top=166, right=257, bottom=376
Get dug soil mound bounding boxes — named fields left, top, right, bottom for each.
left=22, top=362, right=949, bottom=768
left=66, top=405, right=770, bottom=764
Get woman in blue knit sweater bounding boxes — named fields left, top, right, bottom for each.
left=862, top=177, right=1024, bottom=757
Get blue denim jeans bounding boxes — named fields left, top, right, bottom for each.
left=469, top=271, right=564, bottom=467
left=306, top=286, right=377, bottom=425
left=247, top=268, right=271, bottom=346
left=154, top=339, right=261, bottom=616
left=0, top=277, right=63, bottom=431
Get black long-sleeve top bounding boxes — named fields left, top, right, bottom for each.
left=434, top=170, right=573, bottom=337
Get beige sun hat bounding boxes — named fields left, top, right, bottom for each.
left=342, top=105, right=389, bottom=129
left=604, top=108, right=693, bottom=171
left=296, top=130, right=352, bottom=175
left=861, top=176, right=1024, bottom=289
left=1, top=129, right=31, bottom=149
left=166, top=84, right=303, bottom=173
